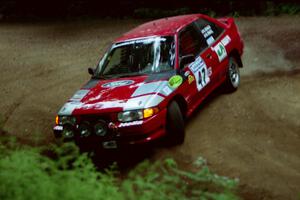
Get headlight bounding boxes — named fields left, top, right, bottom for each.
left=56, top=116, right=76, bottom=125
left=118, top=107, right=159, bottom=122
left=118, top=110, right=143, bottom=122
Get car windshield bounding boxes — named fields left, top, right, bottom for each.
left=94, top=36, right=175, bottom=78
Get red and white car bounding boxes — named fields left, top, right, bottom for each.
left=54, top=14, right=244, bottom=149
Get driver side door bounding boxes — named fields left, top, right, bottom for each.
left=178, top=22, right=211, bottom=107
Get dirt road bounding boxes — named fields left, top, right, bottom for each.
left=0, top=16, right=299, bottom=199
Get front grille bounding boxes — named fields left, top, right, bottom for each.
left=78, top=114, right=111, bottom=124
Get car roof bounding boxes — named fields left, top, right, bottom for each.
left=115, top=14, right=202, bottom=43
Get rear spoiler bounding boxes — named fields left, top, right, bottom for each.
left=217, top=17, right=244, bottom=56
left=217, top=17, right=235, bottom=28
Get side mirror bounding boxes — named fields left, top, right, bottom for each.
left=88, top=67, right=95, bottom=76
left=180, top=54, right=195, bottom=69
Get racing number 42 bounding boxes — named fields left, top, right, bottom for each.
left=189, top=57, right=210, bottom=91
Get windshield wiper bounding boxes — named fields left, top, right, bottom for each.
left=93, top=72, right=147, bottom=79
left=92, top=75, right=110, bottom=80
left=116, top=73, right=148, bottom=78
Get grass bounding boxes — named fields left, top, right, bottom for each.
left=0, top=138, right=240, bottom=200
left=132, top=2, right=300, bottom=19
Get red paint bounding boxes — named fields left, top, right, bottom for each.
left=115, top=14, right=200, bottom=43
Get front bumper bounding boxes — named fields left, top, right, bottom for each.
left=53, top=108, right=167, bottom=148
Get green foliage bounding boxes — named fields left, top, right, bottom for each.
left=133, top=1, right=299, bottom=19
left=265, top=1, right=300, bottom=16
left=0, top=141, right=240, bottom=200
left=0, top=143, right=121, bottom=200
left=279, top=4, right=300, bottom=15
left=134, top=7, right=191, bottom=18
left=122, top=157, right=239, bottom=200
left=229, top=11, right=240, bottom=18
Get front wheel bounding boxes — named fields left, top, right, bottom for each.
left=224, top=57, right=240, bottom=92
left=165, top=101, right=185, bottom=145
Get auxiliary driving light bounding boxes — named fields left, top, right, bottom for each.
left=94, top=121, right=108, bottom=136
left=62, top=124, right=75, bottom=138
left=78, top=122, right=92, bottom=137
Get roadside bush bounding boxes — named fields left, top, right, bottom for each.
left=0, top=141, right=239, bottom=200
left=278, top=3, right=300, bottom=15
left=265, top=1, right=300, bottom=16
left=134, top=8, right=191, bottom=19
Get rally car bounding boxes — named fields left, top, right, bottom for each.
left=54, top=14, right=244, bottom=149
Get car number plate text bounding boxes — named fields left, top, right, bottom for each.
left=102, top=140, right=117, bottom=149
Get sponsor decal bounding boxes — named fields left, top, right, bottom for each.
left=102, top=80, right=134, bottom=88
left=59, top=100, right=127, bottom=115
left=168, top=75, right=183, bottom=89
left=60, top=94, right=163, bottom=114
left=213, top=35, right=231, bottom=62
left=221, top=35, right=231, bottom=46
left=188, top=75, right=195, bottom=84
left=119, top=120, right=143, bottom=128
left=214, top=42, right=227, bottom=62
left=201, top=25, right=214, bottom=38
left=206, top=36, right=215, bottom=46
left=189, top=57, right=210, bottom=91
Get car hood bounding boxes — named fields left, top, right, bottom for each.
left=58, top=73, right=176, bottom=116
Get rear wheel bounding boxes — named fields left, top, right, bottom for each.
left=224, top=57, right=240, bottom=92
left=166, top=101, right=185, bottom=145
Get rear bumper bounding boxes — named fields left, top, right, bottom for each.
left=53, top=108, right=167, bottom=148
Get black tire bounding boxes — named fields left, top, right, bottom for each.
left=166, top=101, right=185, bottom=145
left=224, top=57, right=240, bottom=92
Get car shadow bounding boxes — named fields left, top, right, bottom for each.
left=88, top=145, right=156, bottom=172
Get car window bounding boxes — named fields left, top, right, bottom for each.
left=194, top=19, right=224, bottom=46
left=95, top=36, right=175, bottom=78
left=102, top=47, right=123, bottom=74
left=179, top=24, right=207, bottom=57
